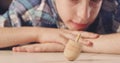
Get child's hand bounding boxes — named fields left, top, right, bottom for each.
left=12, top=28, right=99, bottom=52
left=35, top=28, right=99, bottom=46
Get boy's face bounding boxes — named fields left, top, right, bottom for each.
left=55, top=0, right=102, bottom=30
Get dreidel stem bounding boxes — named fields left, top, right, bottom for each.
left=75, top=34, right=81, bottom=42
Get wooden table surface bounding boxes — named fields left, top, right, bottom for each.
left=0, top=50, right=120, bottom=63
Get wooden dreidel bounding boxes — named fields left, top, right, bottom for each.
left=64, top=34, right=82, bottom=61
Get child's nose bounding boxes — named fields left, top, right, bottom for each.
left=75, top=2, right=90, bottom=23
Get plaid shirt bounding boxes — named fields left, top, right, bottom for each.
left=1, top=0, right=120, bottom=34
left=0, top=0, right=59, bottom=28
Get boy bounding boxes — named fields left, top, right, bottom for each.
left=0, top=0, right=120, bottom=54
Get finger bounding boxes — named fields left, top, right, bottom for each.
left=79, top=39, right=93, bottom=47
left=12, top=47, right=27, bottom=52
left=33, top=43, right=64, bottom=52
left=12, top=47, right=18, bottom=52
left=12, top=44, right=36, bottom=52
left=71, top=31, right=99, bottom=39
left=60, top=30, right=99, bottom=41
left=12, top=43, right=65, bottom=52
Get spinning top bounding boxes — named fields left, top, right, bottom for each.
left=64, top=34, right=82, bottom=61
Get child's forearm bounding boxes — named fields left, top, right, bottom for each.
left=82, top=33, right=120, bottom=54
left=0, top=27, right=38, bottom=48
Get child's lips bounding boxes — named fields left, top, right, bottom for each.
left=70, top=21, right=88, bottom=28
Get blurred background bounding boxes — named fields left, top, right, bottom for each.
left=0, top=0, right=12, bottom=14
